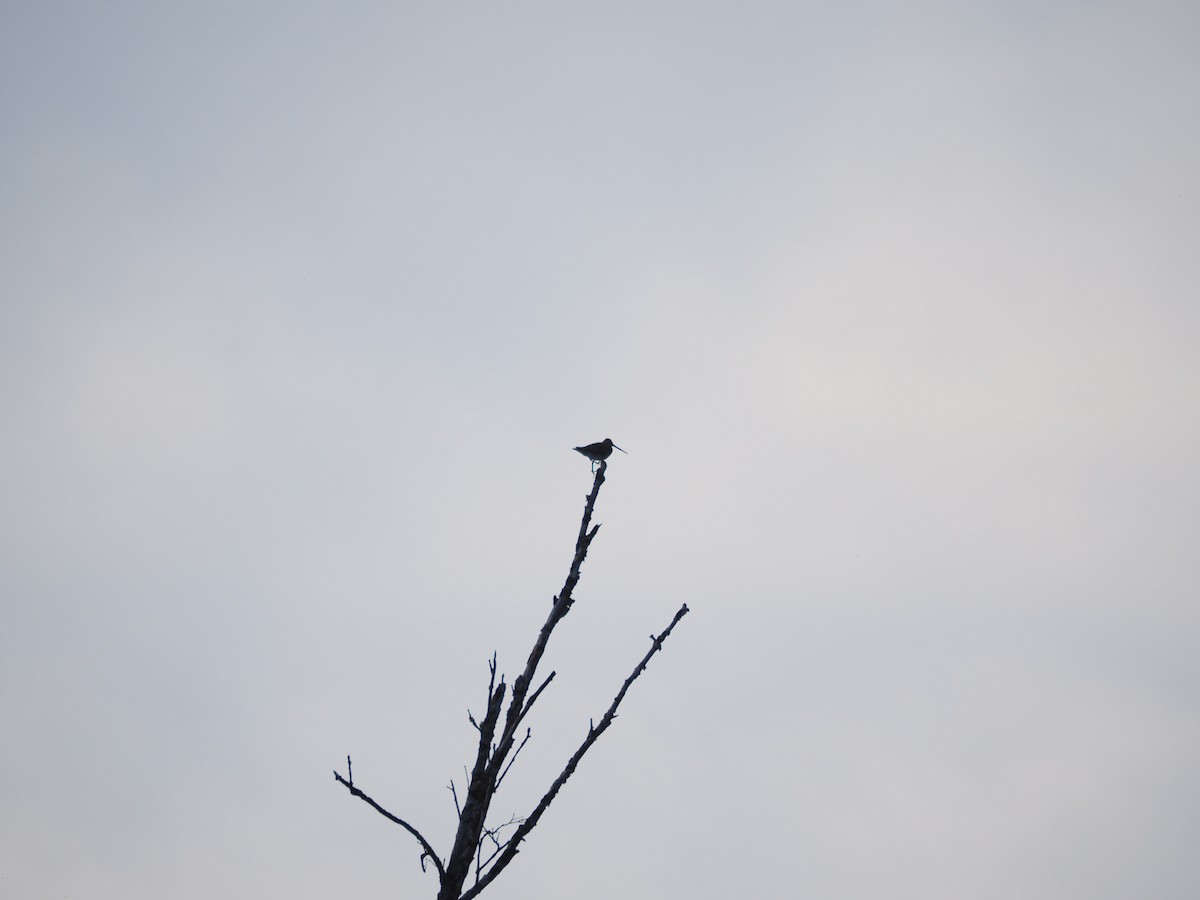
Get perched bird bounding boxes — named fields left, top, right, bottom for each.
left=574, top=438, right=627, bottom=469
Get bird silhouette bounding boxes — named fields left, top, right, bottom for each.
left=574, top=438, right=627, bottom=470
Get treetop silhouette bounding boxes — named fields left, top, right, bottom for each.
left=334, top=450, right=689, bottom=900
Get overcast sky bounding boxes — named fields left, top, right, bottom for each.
left=2, top=2, right=1198, bottom=898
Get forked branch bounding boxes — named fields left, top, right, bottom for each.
left=460, top=602, right=690, bottom=900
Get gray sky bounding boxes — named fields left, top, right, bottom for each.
left=2, top=2, right=1198, bottom=898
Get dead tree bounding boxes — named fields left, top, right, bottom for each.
left=333, top=458, right=689, bottom=899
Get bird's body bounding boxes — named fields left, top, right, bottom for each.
left=574, top=438, right=627, bottom=464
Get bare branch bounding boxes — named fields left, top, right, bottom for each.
left=333, top=765, right=446, bottom=881
left=484, top=464, right=607, bottom=787
left=460, top=602, right=690, bottom=900
left=495, top=727, right=532, bottom=791
left=516, top=670, right=556, bottom=727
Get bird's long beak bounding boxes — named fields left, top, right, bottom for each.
left=613, top=444, right=628, bottom=454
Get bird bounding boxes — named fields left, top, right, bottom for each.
left=574, top=438, right=627, bottom=470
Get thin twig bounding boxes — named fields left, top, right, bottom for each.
left=495, top=727, right=532, bottom=791
left=517, top=670, right=556, bottom=725
left=475, top=815, right=525, bottom=881
left=477, top=838, right=510, bottom=877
